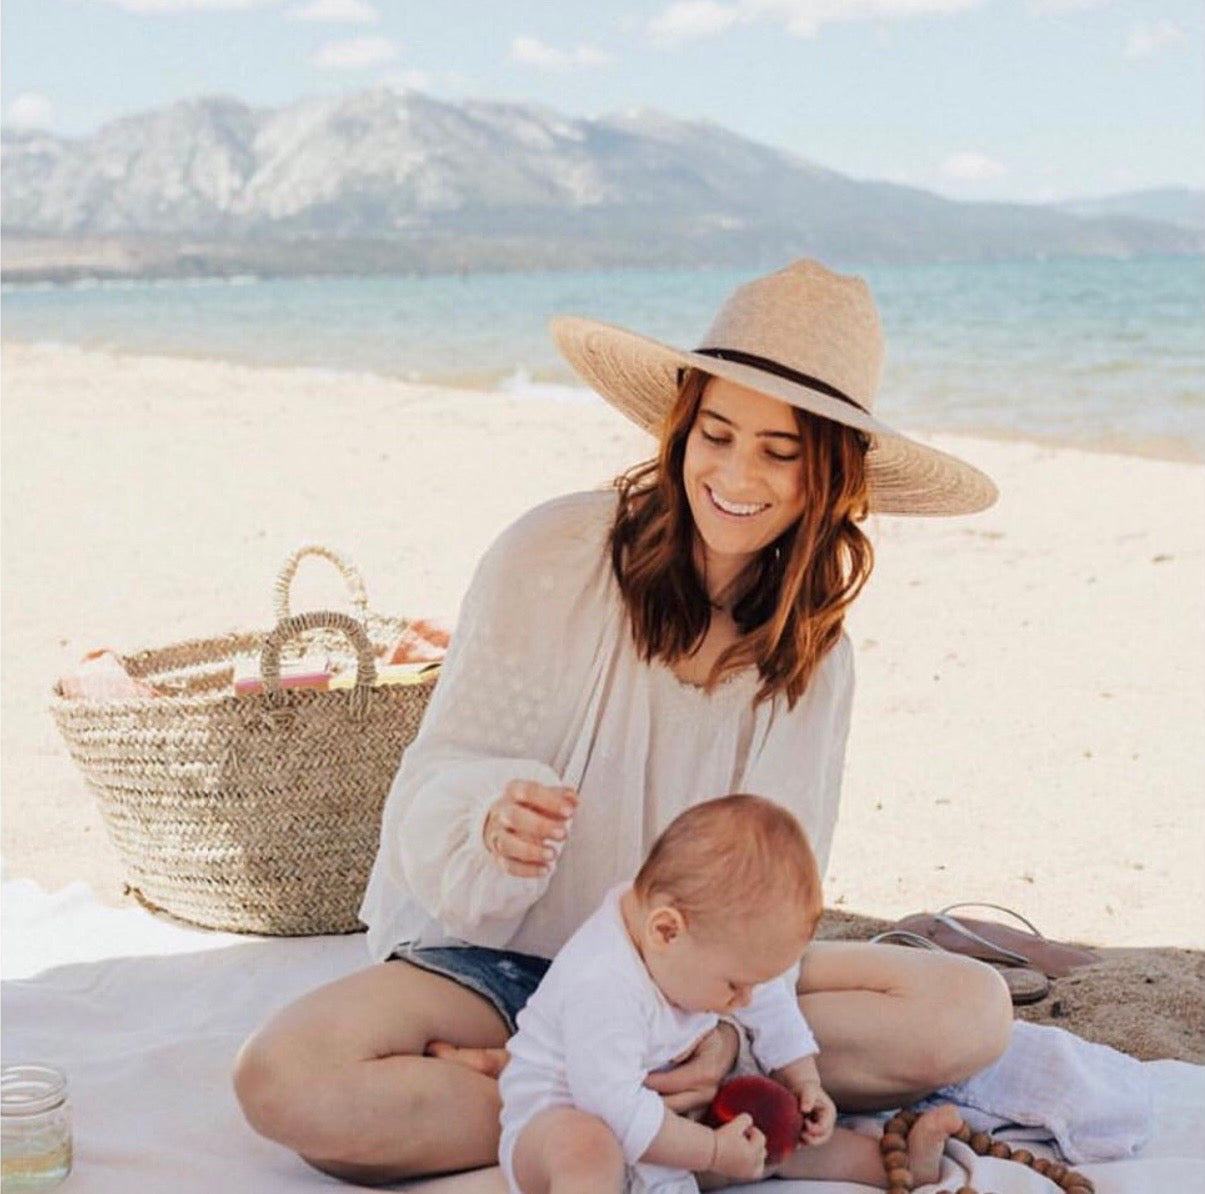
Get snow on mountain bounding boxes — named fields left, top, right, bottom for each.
left=2, top=88, right=1201, bottom=275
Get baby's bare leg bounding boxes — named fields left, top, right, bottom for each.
left=510, top=1107, right=625, bottom=1194
left=772, top=1106, right=964, bottom=1187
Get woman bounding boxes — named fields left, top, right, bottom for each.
left=233, top=260, right=1010, bottom=1183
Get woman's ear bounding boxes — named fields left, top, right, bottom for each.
left=646, top=904, right=686, bottom=951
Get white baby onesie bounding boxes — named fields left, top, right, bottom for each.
left=498, top=885, right=818, bottom=1193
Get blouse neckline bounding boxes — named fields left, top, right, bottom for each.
left=650, top=655, right=759, bottom=703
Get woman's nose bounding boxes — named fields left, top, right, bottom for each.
left=720, top=447, right=758, bottom=491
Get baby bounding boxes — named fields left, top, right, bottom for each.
left=497, top=793, right=963, bottom=1193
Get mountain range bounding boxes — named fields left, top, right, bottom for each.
left=3, top=88, right=1202, bottom=282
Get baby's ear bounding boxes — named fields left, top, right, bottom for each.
left=647, top=904, right=685, bottom=949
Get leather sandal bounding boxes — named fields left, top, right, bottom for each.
left=868, top=928, right=1052, bottom=1007
left=888, top=903, right=1098, bottom=979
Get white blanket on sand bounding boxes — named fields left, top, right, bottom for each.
left=3, top=875, right=1203, bottom=1194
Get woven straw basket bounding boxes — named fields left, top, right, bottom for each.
left=48, top=546, right=438, bottom=936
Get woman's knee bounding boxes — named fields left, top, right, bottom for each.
left=908, top=956, right=1013, bottom=1088
left=232, top=1027, right=314, bottom=1144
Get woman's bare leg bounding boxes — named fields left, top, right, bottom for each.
left=797, top=941, right=1013, bottom=1111
left=233, top=961, right=511, bottom=1182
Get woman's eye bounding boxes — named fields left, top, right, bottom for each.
left=766, top=450, right=801, bottom=463
left=700, top=430, right=730, bottom=446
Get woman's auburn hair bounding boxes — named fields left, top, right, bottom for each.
left=609, top=368, right=874, bottom=708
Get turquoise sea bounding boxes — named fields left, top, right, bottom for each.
left=4, top=256, right=1202, bottom=458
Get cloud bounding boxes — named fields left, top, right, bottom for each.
left=90, top=0, right=278, bottom=11
left=1123, top=20, right=1185, bottom=60
left=311, top=35, right=398, bottom=69
left=649, top=0, right=980, bottom=41
left=941, top=152, right=1007, bottom=181
left=648, top=1, right=742, bottom=42
left=749, top=0, right=980, bottom=37
left=4, top=92, right=57, bottom=130
left=510, top=36, right=612, bottom=72
left=289, top=0, right=377, bottom=20
left=1027, top=0, right=1106, bottom=10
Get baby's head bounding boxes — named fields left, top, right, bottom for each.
left=628, top=794, right=822, bottom=1014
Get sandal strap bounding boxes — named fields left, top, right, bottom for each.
left=936, top=902, right=1046, bottom=939
left=868, top=930, right=945, bottom=952
left=932, top=913, right=1033, bottom=967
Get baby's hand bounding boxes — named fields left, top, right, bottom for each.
left=796, top=1081, right=837, bottom=1147
left=710, top=1113, right=767, bottom=1181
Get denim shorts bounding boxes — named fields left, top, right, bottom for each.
left=390, top=944, right=551, bottom=1034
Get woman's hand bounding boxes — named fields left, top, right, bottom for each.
left=482, top=780, right=577, bottom=878
left=644, top=1022, right=741, bottom=1113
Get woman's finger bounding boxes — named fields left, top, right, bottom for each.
left=659, top=1086, right=710, bottom=1114
left=509, top=781, right=578, bottom=822
left=495, top=854, right=548, bottom=879
left=499, top=801, right=571, bottom=844
left=486, top=822, right=556, bottom=877
left=498, top=831, right=557, bottom=868
left=644, top=1024, right=734, bottom=1103
left=645, top=1054, right=706, bottom=1093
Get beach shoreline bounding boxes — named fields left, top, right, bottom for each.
left=3, top=340, right=1203, bottom=1058
left=6, top=336, right=1202, bottom=466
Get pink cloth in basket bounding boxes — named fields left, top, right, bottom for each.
left=60, top=650, right=159, bottom=701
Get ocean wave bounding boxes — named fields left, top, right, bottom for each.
left=495, top=367, right=601, bottom=404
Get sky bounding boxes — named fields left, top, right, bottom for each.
left=1, top=0, right=1201, bottom=205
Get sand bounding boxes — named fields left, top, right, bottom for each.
left=2, top=340, right=1203, bottom=1061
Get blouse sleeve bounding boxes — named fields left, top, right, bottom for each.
left=742, top=633, right=854, bottom=878
left=377, top=495, right=610, bottom=947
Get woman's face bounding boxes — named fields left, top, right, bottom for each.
left=682, top=376, right=808, bottom=578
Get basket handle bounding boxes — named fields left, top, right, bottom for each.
left=260, top=611, right=378, bottom=703
left=273, top=545, right=369, bottom=623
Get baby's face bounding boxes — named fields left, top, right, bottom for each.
left=656, top=914, right=813, bottom=1015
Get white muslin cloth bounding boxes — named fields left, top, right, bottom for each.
left=927, top=1019, right=1154, bottom=1163
left=4, top=873, right=1202, bottom=1193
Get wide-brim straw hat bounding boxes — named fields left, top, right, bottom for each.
left=549, top=259, right=997, bottom=516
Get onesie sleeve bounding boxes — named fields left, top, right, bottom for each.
left=562, top=989, right=668, bottom=1165
left=374, top=496, right=608, bottom=947
left=734, top=972, right=819, bottom=1074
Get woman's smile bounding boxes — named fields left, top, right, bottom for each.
left=705, top=485, right=770, bottom=518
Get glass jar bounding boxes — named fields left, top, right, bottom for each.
left=0, top=1065, right=72, bottom=1190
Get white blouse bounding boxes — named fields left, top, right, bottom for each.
left=360, top=489, right=854, bottom=962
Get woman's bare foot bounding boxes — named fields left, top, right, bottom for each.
left=426, top=1041, right=509, bottom=1078
left=905, top=1105, right=965, bottom=1186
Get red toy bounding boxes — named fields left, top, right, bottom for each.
left=705, top=1075, right=803, bottom=1165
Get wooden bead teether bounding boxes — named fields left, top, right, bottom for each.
left=880, top=1105, right=1094, bottom=1194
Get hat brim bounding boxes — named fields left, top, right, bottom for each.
left=550, top=315, right=998, bottom=517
